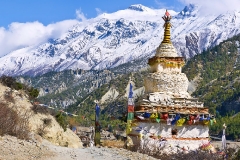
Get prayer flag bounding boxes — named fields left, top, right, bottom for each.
left=95, top=104, right=100, bottom=125
left=126, top=83, right=134, bottom=135
left=128, top=83, right=133, bottom=98
left=127, top=83, right=134, bottom=114
left=128, top=106, right=134, bottom=112
left=222, top=129, right=226, bottom=150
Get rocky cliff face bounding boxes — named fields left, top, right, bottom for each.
left=19, top=69, right=117, bottom=108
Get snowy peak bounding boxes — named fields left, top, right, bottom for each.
left=128, top=4, right=151, bottom=12
left=1, top=4, right=240, bottom=76
left=178, top=4, right=199, bottom=17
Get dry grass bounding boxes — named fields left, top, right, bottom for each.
left=0, top=102, right=18, bottom=135
left=31, top=105, right=49, bottom=114
left=37, top=118, right=52, bottom=137
left=4, top=90, right=15, bottom=103
left=102, top=140, right=125, bottom=148
left=0, top=102, right=31, bottom=140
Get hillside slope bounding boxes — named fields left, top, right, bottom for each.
left=183, top=34, right=240, bottom=115
left=0, top=82, right=82, bottom=148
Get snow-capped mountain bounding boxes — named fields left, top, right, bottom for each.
left=1, top=4, right=240, bottom=76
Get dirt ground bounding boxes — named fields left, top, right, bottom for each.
left=0, top=135, right=156, bottom=160
left=1, top=135, right=240, bottom=160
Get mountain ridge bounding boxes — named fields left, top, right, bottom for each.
left=1, top=4, right=240, bottom=76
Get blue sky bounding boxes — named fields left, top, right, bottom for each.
left=0, top=0, right=184, bottom=28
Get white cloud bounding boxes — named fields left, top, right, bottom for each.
left=95, top=8, right=104, bottom=16
left=0, top=20, right=79, bottom=57
left=178, top=0, right=240, bottom=15
left=76, top=9, right=87, bottom=21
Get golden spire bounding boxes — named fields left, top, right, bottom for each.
left=161, top=10, right=172, bottom=44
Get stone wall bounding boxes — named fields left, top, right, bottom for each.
left=144, top=72, right=189, bottom=94
left=131, top=123, right=209, bottom=138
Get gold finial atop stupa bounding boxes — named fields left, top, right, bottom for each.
left=161, top=10, right=172, bottom=44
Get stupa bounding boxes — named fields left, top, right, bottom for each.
left=126, top=10, right=216, bottom=153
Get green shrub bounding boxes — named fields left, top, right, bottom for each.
left=55, top=112, right=67, bottom=131
left=28, top=88, right=39, bottom=99
left=15, top=82, right=23, bottom=90
left=94, top=132, right=101, bottom=146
